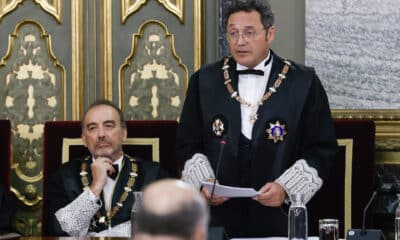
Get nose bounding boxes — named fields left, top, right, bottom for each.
left=236, top=33, right=247, bottom=45
left=97, top=127, right=106, bottom=138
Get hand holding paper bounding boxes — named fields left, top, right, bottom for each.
left=202, top=181, right=260, bottom=198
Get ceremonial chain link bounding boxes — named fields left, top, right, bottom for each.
left=222, top=57, right=291, bottom=121
left=80, top=154, right=138, bottom=230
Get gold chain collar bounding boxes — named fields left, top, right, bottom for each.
left=222, top=57, right=291, bottom=122
left=80, top=154, right=138, bottom=230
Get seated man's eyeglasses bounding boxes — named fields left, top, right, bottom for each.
left=226, top=28, right=266, bottom=43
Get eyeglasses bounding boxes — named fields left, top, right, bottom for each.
left=226, top=28, right=265, bottom=43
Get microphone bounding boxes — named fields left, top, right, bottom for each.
left=209, top=114, right=229, bottom=205
left=347, top=191, right=383, bottom=240
left=362, top=191, right=377, bottom=235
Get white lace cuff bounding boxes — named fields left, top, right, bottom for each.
left=181, top=153, right=215, bottom=189
left=275, top=159, right=322, bottom=204
left=55, top=187, right=102, bottom=236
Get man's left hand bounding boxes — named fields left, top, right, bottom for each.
left=253, top=182, right=286, bottom=207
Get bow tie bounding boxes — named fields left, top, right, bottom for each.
left=108, top=164, right=119, bottom=180
left=236, top=69, right=264, bottom=76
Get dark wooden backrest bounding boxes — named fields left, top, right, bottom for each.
left=307, top=119, right=376, bottom=237
left=0, top=120, right=11, bottom=187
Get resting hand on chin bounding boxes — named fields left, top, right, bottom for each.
left=90, top=156, right=115, bottom=196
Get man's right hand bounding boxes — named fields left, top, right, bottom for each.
left=89, top=157, right=115, bottom=196
left=201, top=179, right=229, bottom=206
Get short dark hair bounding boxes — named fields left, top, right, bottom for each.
left=81, top=99, right=126, bottom=129
left=224, top=0, right=274, bottom=30
left=134, top=200, right=208, bottom=240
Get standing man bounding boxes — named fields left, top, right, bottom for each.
left=45, top=99, right=167, bottom=236
left=133, top=179, right=209, bottom=240
left=176, top=0, right=338, bottom=238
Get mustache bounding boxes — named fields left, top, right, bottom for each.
left=95, top=138, right=111, bottom=145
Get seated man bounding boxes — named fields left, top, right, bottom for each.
left=133, top=179, right=209, bottom=240
left=45, top=99, right=167, bottom=236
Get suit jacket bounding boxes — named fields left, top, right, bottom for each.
left=44, top=155, right=166, bottom=236
left=176, top=51, right=338, bottom=237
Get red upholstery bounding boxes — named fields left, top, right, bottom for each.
left=308, top=119, right=376, bottom=237
left=0, top=120, right=11, bottom=187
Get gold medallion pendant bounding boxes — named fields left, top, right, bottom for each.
left=266, top=121, right=287, bottom=143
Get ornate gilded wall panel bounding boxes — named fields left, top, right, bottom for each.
left=0, top=0, right=24, bottom=23
left=0, top=19, right=66, bottom=235
left=119, top=20, right=188, bottom=120
left=109, top=0, right=203, bottom=116
left=122, top=0, right=184, bottom=23
left=34, top=0, right=62, bottom=23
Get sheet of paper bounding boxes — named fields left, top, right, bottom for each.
left=202, top=181, right=260, bottom=198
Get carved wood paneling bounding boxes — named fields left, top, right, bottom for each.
left=121, top=0, right=184, bottom=23
left=119, top=20, right=188, bottom=120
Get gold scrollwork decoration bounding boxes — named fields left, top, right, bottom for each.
left=34, top=0, right=62, bottom=23
left=157, top=0, right=184, bottom=23
left=121, top=0, right=147, bottom=23
left=119, top=19, right=189, bottom=120
left=121, top=0, right=184, bottom=23
left=11, top=185, right=43, bottom=207
left=0, top=0, right=24, bottom=23
left=0, top=19, right=66, bottom=207
left=11, top=163, right=43, bottom=183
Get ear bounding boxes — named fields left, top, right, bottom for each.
left=266, top=25, right=275, bottom=44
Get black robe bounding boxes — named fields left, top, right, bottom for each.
left=44, top=155, right=166, bottom=236
left=176, top=52, right=338, bottom=238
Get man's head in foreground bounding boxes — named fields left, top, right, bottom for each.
left=134, top=179, right=209, bottom=240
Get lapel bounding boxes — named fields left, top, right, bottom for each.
left=225, top=57, right=242, bottom=151
left=111, top=156, right=130, bottom=207
left=252, top=52, right=286, bottom=140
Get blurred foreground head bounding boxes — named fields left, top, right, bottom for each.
left=134, top=179, right=209, bottom=240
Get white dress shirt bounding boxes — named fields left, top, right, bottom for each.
left=237, top=51, right=273, bottom=139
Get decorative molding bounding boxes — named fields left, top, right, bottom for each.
left=193, top=0, right=203, bottom=70
left=0, top=0, right=23, bottom=23
left=10, top=185, right=43, bottom=207
left=121, top=0, right=147, bottom=23
left=71, top=0, right=83, bottom=120
left=333, top=110, right=400, bottom=152
left=338, top=138, right=353, bottom=235
left=157, top=0, right=184, bottom=23
left=101, top=0, right=113, bottom=100
left=119, top=20, right=188, bottom=120
left=34, top=0, right=63, bottom=23
left=0, top=19, right=66, bottom=207
left=121, top=0, right=184, bottom=23
left=332, top=109, right=400, bottom=120
left=62, top=138, right=160, bottom=163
